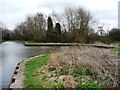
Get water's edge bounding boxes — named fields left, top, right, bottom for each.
left=9, top=54, right=45, bottom=88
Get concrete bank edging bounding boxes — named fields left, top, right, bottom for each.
left=9, top=54, right=45, bottom=89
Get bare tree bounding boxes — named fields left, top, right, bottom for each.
left=14, top=13, right=46, bottom=42
left=64, top=7, right=77, bottom=31
left=64, top=6, right=93, bottom=43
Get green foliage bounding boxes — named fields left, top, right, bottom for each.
left=54, top=23, right=62, bottom=42
left=56, top=66, right=83, bottom=76
left=75, top=77, right=82, bottom=88
left=76, top=83, right=82, bottom=89
left=73, top=67, right=83, bottom=76
left=113, top=47, right=120, bottom=52
left=97, top=36, right=111, bottom=44
left=46, top=16, right=54, bottom=42
left=109, top=28, right=120, bottom=42
left=24, top=54, right=50, bottom=88
left=85, top=67, right=92, bottom=75
left=53, top=81, right=64, bottom=88
left=83, top=80, right=100, bottom=88
left=112, top=47, right=120, bottom=58
left=76, top=80, right=100, bottom=89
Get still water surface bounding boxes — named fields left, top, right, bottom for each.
left=1, top=41, right=52, bottom=88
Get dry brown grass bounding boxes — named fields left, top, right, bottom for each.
left=48, top=52, right=60, bottom=68
left=47, top=46, right=118, bottom=87
left=58, top=75, right=77, bottom=88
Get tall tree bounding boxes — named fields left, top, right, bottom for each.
left=54, top=23, right=61, bottom=42
left=0, top=22, right=11, bottom=41
left=33, top=13, right=46, bottom=42
left=64, top=7, right=93, bottom=43
left=76, top=7, right=92, bottom=43
left=46, top=16, right=54, bottom=42
left=13, top=13, right=46, bottom=42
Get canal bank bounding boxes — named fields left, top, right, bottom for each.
left=8, top=45, right=119, bottom=88
left=1, top=41, right=50, bottom=88
left=9, top=54, right=45, bottom=88
left=1, top=41, right=119, bottom=89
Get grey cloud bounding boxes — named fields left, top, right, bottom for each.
left=37, top=1, right=80, bottom=12
left=0, top=0, right=27, bottom=15
left=0, top=0, right=118, bottom=30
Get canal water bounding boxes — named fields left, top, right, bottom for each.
left=1, top=41, right=52, bottom=89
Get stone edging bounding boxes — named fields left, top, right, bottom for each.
left=9, top=54, right=45, bottom=89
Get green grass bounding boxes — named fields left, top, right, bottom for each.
left=24, top=54, right=50, bottom=88
left=112, top=47, right=120, bottom=58
left=112, top=47, right=120, bottom=52
left=23, top=49, right=113, bottom=88
left=85, top=67, right=92, bottom=76
left=53, top=81, right=64, bottom=88
left=76, top=80, right=101, bottom=89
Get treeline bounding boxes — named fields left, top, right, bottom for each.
left=0, top=22, right=11, bottom=42
left=1, top=6, right=120, bottom=43
left=12, top=6, right=95, bottom=43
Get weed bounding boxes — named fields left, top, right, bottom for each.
left=76, top=80, right=100, bottom=89
left=75, top=77, right=83, bottom=88
left=83, top=80, right=100, bottom=88
left=57, top=67, right=69, bottom=75
left=53, top=81, right=64, bottom=88
left=73, top=67, right=83, bottom=76
left=85, top=67, right=92, bottom=76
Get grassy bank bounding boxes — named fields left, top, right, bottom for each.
left=24, top=46, right=118, bottom=89
left=24, top=53, right=101, bottom=89
left=24, top=54, right=50, bottom=88
left=112, top=47, right=120, bottom=58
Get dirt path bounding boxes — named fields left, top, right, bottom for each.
left=9, top=55, right=44, bottom=88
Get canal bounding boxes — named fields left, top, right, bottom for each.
left=1, top=41, right=52, bottom=88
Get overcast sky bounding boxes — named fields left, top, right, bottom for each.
left=0, top=0, right=119, bottom=30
